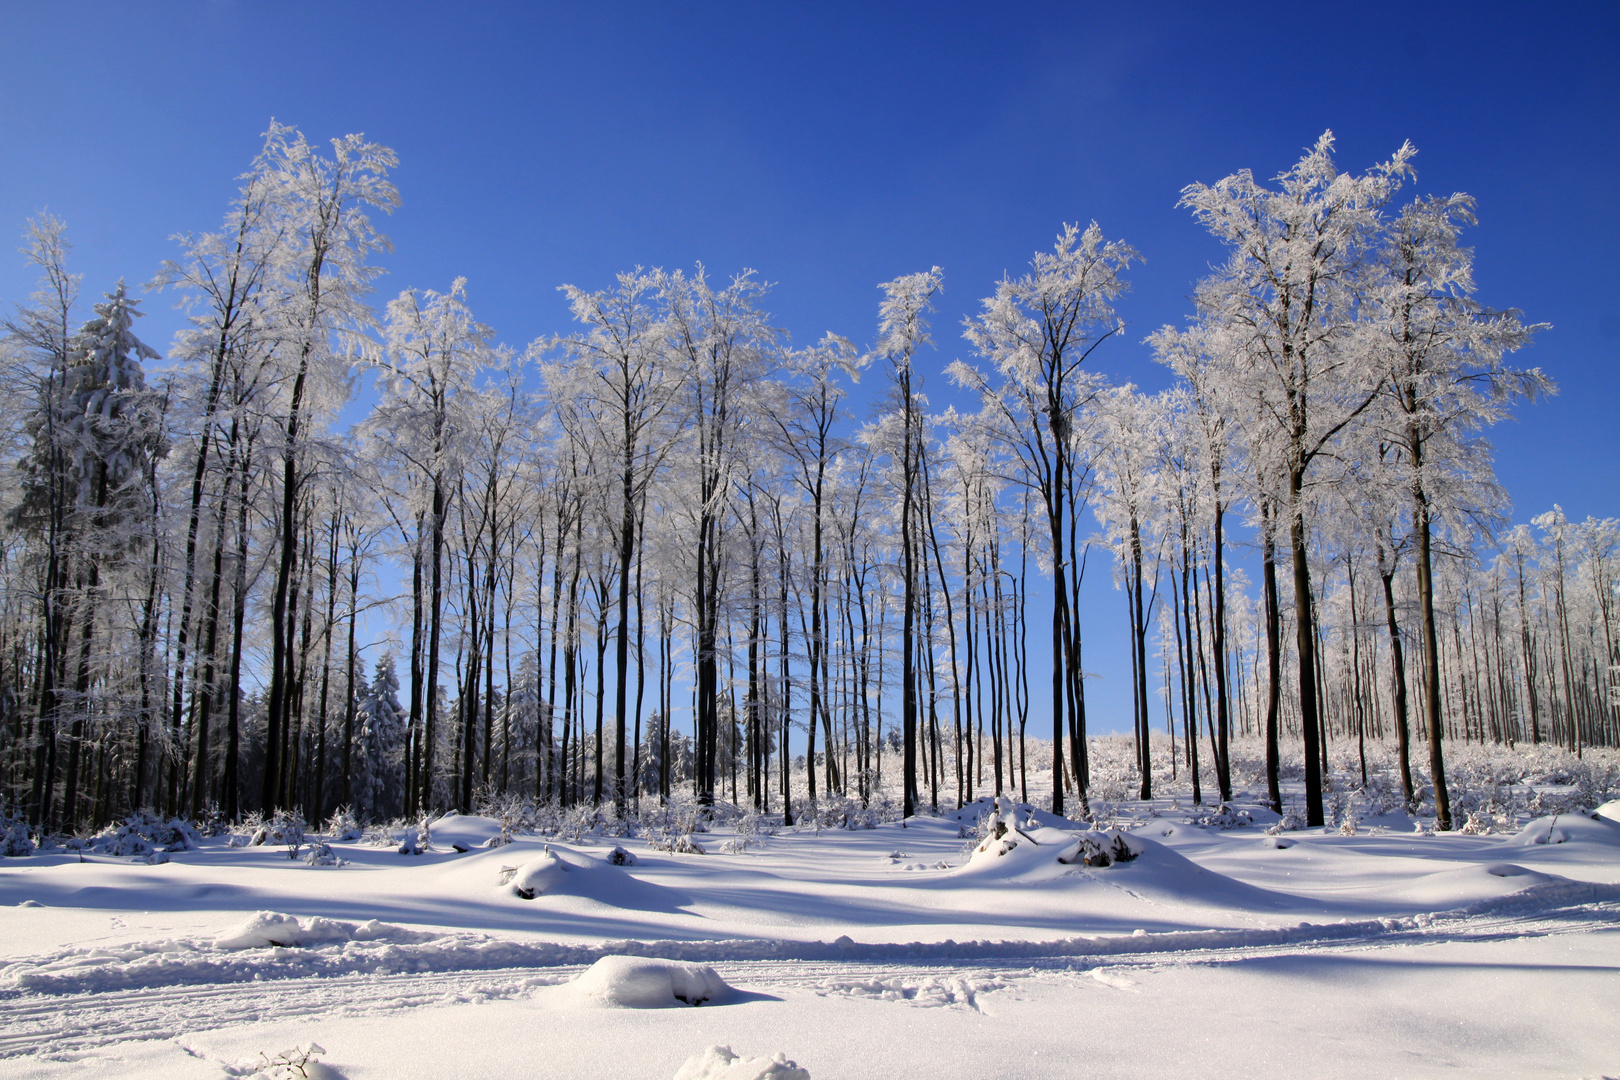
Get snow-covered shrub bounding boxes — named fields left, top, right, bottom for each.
left=1575, top=760, right=1619, bottom=811
left=1055, top=830, right=1140, bottom=867
left=397, top=817, right=429, bottom=855
left=736, top=809, right=777, bottom=841
left=607, top=844, right=636, bottom=865
left=85, top=812, right=201, bottom=857
left=648, top=830, right=706, bottom=855
left=472, top=792, right=528, bottom=848
left=639, top=798, right=707, bottom=852
left=237, top=810, right=308, bottom=858
left=970, top=797, right=1058, bottom=858
left=559, top=803, right=600, bottom=843
left=1358, top=775, right=1404, bottom=817
left=1190, top=803, right=1253, bottom=830
left=323, top=806, right=362, bottom=842
left=806, top=793, right=884, bottom=831
left=1, top=807, right=36, bottom=856
left=303, top=841, right=345, bottom=867
left=245, top=809, right=306, bottom=856
left=228, top=1042, right=326, bottom=1079
left=1266, top=811, right=1304, bottom=835
left=193, top=805, right=231, bottom=837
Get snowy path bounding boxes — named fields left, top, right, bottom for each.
left=5, top=898, right=1615, bottom=1061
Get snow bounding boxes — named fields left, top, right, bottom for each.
left=1507, top=812, right=1620, bottom=848
left=2, top=774, right=1618, bottom=1078
left=673, top=1045, right=810, bottom=1080
left=569, top=955, right=732, bottom=1007
left=423, top=813, right=504, bottom=852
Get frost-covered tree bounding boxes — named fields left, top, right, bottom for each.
left=661, top=267, right=775, bottom=807
left=1180, top=132, right=1412, bottom=826
left=259, top=122, right=397, bottom=814
left=1366, top=192, right=1549, bottom=829
left=368, top=278, right=489, bottom=814
left=875, top=268, right=942, bottom=818
left=352, top=653, right=406, bottom=821
left=957, top=222, right=1136, bottom=813
left=543, top=270, right=679, bottom=808
left=15, top=281, right=166, bottom=827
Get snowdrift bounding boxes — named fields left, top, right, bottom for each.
left=951, top=801, right=1296, bottom=912
left=675, top=1045, right=811, bottom=1080
left=424, top=813, right=506, bottom=850
left=487, top=845, right=693, bottom=912
left=570, top=955, right=732, bottom=1007
left=215, top=910, right=438, bottom=949
left=1507, top=814, right=1620, bottom=848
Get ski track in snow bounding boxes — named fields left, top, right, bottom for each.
left=4, top=897, right=1617, bottom=1061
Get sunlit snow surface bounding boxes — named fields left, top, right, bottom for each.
left=2, top=798, right=1618, bottom=1078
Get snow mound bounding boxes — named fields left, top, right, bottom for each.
left=957, top=820, right=1143, bottom=878
left=1482, top=863, right=1539, bottom=878
left=572, top=955, right=731, bottom=1007
left=674, top=1045, right=810, bottom=1080
left=1363, top=810, right=1419, bottom=833
left=1139, top=820, right=1214, bottom=842
left=216, top=911, right=440, bottom=949
left=1595, top=800, right=1620, bottom=825
left=1507, top=814, right=1620, bottom=848
left=951, top=819, right=1303, bottom=912
left=505, top=848, right=574, bottom=898
left=481, top=845, right=691, bottom=912
left=949, top=794, right=1071, bottom=831
left=426, top=812, right=504, bottom=851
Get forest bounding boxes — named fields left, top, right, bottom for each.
left=2, top=123, right=1614, bottom=842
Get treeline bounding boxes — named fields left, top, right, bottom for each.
left=0, top=125, right=1613, bottom=837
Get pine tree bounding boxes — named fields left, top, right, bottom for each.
left=353, top=653, right=406, bottom=821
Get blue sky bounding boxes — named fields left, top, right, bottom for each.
left=2, top=2, right=1615, bottom=735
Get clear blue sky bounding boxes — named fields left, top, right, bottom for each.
left=2, top=2, right=1615, bottom=734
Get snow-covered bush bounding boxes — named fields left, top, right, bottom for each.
left=1190, top=803, right=1253, bottom=830
left=323, top=806, right=362, bottom=842
left=397, top=817, right=429, bottom=855
left=82, top=812, right=201, bottom=857
left=193, top=805, right=231, bottom=837
left=472, top=792, right=529, bottom=847
left=245, top=810, right=306, bottom=859
left=559, top=803, right=600, bottom=843
left=303, top=841, right=345, bottom=867
left=228, top=1042, right=326, bottom=1079
left=806, top=792, right=885, bottom=831
left=1, top=807, right=36, bottom=856
left=1055, top=830, right=1140, bottom=867
left=648, top=830, right=706, bottom=855
left=735, top=809, right=777, bottom=840
left=1267, top=811, right=1304, bottom=835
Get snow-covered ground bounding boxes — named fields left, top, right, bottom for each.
left=4, top=747, right=1619, bottom=1079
